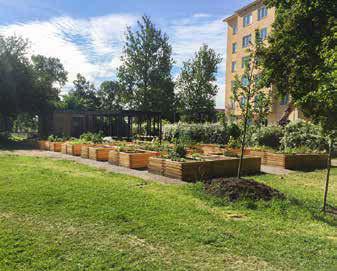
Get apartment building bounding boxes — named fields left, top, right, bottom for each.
left=224, top=0, right=303, bottom=124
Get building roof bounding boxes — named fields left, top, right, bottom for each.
left=223, top=0, right=263, bottom=22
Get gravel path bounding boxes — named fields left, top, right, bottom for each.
left=0, top=150, right=184, bottom=185
left=260, top=165, right=295, bottom=175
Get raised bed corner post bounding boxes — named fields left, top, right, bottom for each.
left=323, top=136, right=334, bottom=213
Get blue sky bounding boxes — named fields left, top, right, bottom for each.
left=0, top=0, right=252, bottom=108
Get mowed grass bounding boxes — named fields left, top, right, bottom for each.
left=0, top=155, right=336, bottom=271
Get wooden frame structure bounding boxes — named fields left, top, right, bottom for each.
left=50, top=110, right=162, bottom=139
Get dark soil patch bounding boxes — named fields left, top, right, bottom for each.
left=205, top=178, right=285, bottom=202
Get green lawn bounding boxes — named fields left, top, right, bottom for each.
left=0, top=155, right=336, bottom=271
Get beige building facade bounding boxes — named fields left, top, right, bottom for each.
left=224, top=0, right=303, bottom=124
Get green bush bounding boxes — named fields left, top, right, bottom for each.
left=47, top=134, right=66, bottom=142
left=79, top=132, right=104, bottom=144
left=162, top=122, right=240, bottom=145
left=280, top=120, right=327, bottom=152
left=168, top=143, right=187, bottom=161
left=251, top=126, right=284, bottom=149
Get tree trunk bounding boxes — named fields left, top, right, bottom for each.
left=323, top=137, right=333, bottom=213
left=278, top=101, right=294, bottom=126
left=237, top=107, right=249, bottom=179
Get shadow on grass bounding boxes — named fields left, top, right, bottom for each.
left=186, top=179, right=337, bottom=227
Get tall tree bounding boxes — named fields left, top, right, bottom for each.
left=97, top=80, right=122, bottom=112
left=30, top=55, right=67, bottom=136
left=0, top=36, right=32, bottom=131
left=117, top=16, right=175, bottom=120
left=62, top=74, right=99, bottom=111
left=176, top=44, right=222, bottom=123
left=262, top=0, right=337, bottom=212
left=262, top=0, right=337, bottom=119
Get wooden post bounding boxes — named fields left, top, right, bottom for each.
left=159, top=115, right=162, bottom=143
left=323, top=137, right=333, bottom=213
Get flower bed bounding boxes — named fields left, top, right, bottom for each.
left=108, top=149, right=160, bottom=169
left=88, top=146, right=117, bottom=161
left=249, top=150, right=328, bottom=170
left=49, top=142, right=63, bottom=152
left=148, top=156, right=261, bottom=182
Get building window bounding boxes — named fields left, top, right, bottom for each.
left=233, top=23, right=238, bottom=35
left=231, top=61, right=237, bottom=72
left=242, top=56, right=250, bottom=68
left=242, top=34, right=252, bottom=48
left=258, top=6, right=268, bottom=20
left=232, top=43, right=238, bottom=53
left=240, top=97, right=247, bottom=107
left=241, top=76, right=249, bottom=87
left=243, top=13, right=252, bottom=27
left=260, top=27, right=268, bottom=40
left=280, top=94, right=289, bottom=105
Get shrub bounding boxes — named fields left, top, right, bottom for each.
left=162, top=122, right=240, bottom=145
left=251, top=126, right=284, bottom=149
left=280, top=120, right=327, bottom=151
left=79, top=132, right=104, bottom=144
left=168, top=143, right=187, bottom=161
left=47, top=134, right=65, bottom=142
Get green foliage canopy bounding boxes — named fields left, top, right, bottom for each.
left=176, top=44, right=222, bottom=123
left=117, top=16, right=175, bottom=120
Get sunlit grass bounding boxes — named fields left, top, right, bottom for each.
left=0, top=155, right=336, bottom=270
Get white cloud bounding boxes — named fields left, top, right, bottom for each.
left=0, top=13, right=228, bottom=108
left=0, top=14, right=137, bottom=90
left=168, top=15, right=228, bottom=108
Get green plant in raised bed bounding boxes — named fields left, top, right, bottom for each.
left=47, top=134, right=66, bottom=142
left=168, top=143, right=187, bottom=161
left=80, top=132, right=104, bottom=144
left=190, top=153, right=206, bottom=161
left=279, top=146, right=325, bottom=155
left=117, top=146, right=137, bottom=153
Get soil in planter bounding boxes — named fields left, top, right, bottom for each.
left=205, top=178, right=284, bottom=202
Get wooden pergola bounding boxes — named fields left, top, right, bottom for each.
left=51, top=110, right=162, bottom=140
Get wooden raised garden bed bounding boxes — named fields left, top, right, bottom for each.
left=108, top=149, right=160, bottom=169
left=66, top=143, right=84, bottom=156
left=206, top=155, right=261, bottom=178
left=61, top=143, right=68, bottom=154
left=80, top=144, right=103, bottom=159
left=38, top=140, right=50, bottom=150
left=226, top=147, right=251, bottom=156
left=249, top=150, right=328, bottom=170
left=148, top=156, right=261, bottom=182
left=196, top=144, right=224, bottom=155
left=49, top=142, right=63, bottom=152
left=88, top=146, right=117, bottom=161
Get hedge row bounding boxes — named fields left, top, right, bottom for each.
left=163, top=120, right=329, bottom=152
left=162, top=122, right=240, bottom=145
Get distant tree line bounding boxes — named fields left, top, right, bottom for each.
left=60, top=16, right=222, bottom=122
left=0, top=15, right=222, bottom=135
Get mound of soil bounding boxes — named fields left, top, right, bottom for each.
left=205, top=178, right=284, bottom=202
